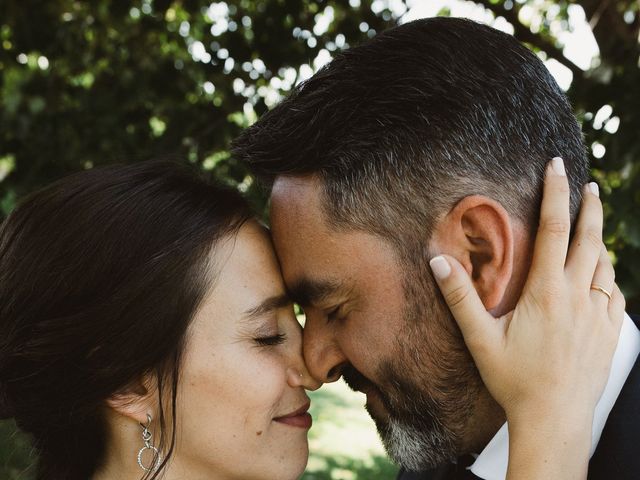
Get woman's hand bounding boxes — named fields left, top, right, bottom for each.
left=429, top=157, right=624, bottom=480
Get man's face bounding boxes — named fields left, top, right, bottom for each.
left=270, top=176, right=502, bottom=470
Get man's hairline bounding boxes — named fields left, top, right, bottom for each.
left=268, top=172, right=537, bottom=265
left=268, top=172, right=432, bottom=277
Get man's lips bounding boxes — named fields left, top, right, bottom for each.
left=343, top=366, right=388, bottom=416
left=273, top=401, right=312, bottom=429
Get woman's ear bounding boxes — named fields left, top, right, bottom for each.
left=105, top=375, right=157, bottom=424
left=430, top=195, right=514, bottom=311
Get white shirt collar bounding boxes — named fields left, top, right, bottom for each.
left=469, top=312, right=640, bottom=480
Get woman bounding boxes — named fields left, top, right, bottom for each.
left=0, top=160, right=621, bottom=480
left=0, top=161, right=317, bottom=479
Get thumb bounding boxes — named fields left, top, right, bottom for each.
left=429, top=255, right=498, bottom=351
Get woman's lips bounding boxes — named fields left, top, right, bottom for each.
left=274, top=401, right=313, bottom=429
left=274, top=412, right=313, bottom=429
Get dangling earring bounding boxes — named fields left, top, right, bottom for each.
left=137, top=414, right=162, bottom=472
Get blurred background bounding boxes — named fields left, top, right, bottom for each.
left=1, top=0, right=639, bottom=478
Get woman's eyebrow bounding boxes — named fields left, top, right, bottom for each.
left=242, top=294, right=292, bottom=322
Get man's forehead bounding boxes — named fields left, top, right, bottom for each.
left=268, top=176, right=349, bottom=289
left=270, top=175, right=329, bottom=230
left=271, top=175, right=320, bottom=208
left=272, top=174, right=316, bottom=189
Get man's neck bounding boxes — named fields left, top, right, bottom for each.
left=460, top=385, right=506, bottom=455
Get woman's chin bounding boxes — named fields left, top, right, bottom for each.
left=287, top=441, right=310, bottom=480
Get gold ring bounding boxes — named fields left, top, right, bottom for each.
left=590, top=284, right=612, bottom=300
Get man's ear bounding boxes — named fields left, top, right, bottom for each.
left=431, top=195, right=514, bottom=311
left=105, top=375, right=157, bottom=424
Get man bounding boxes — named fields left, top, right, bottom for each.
left=232, top=17, right=640, bottom=479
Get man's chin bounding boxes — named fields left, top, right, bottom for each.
left=377, top=416, right=458, bottom=472
left=348, top=374, right=460, bottom=471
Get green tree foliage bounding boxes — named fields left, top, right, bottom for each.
left=472, top=0, right=640, bottom=311
left=1, top=1, right=639, bottom=307
left=0, top=0, right=399, bottom=218
left=0, top=0, right=639, bottom=477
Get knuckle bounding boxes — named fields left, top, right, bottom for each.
left=548, top=176, right=571, bottom=194
left=557, top=181, right=571, bottom=194
left=539, top=219, right=570, bottom=237
left=529, top=282, right=565, bottom=313
left=444, top=283, right=471, bottom=309
left=580, top=226, right=602, bottom=249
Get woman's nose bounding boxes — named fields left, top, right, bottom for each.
left=287, top=365, right=322, bottom=391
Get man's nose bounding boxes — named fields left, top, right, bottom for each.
left=302, top=316, right=348, bottom=383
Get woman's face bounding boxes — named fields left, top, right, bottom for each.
left=172, top=221, right=317, bottom=480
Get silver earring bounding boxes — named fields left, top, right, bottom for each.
left=137, top=414, right=162, bottom=472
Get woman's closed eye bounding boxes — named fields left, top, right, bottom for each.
left=253, top=332, right=287, bottom=347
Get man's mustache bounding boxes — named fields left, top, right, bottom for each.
left=342, top=363, right=396, bottom=421
left=342, top=363, right=375, bottom=393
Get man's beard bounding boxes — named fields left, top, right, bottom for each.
left=343, top=271, right=482, bottom=471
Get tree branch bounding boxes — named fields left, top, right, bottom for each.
left=472, top=0, right=585, bottom=84
left=578, top=0, right=640, bottom=64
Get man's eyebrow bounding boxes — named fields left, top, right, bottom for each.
left=243, top=294, right=292, bottom=321
left=287, top=278, right=344, bottom=307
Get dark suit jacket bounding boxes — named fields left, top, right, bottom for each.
left=397, top=314, right=640, bottom=480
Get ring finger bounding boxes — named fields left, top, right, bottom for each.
left=589, top=245, right=615, bottom=306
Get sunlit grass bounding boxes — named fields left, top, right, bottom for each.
left=303, top=381, right=398, bottom=480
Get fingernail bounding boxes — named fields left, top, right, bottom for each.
left=551, top=157, right=566, bottom=176
left=430, top=256, right=451, bottom=280
left=588, top=182, right=599, bottom=197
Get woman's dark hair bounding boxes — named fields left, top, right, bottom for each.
left=0, top=161, right=252, bottom=479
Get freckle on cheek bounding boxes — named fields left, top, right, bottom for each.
left=256, top=431, right=262, bottom=436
